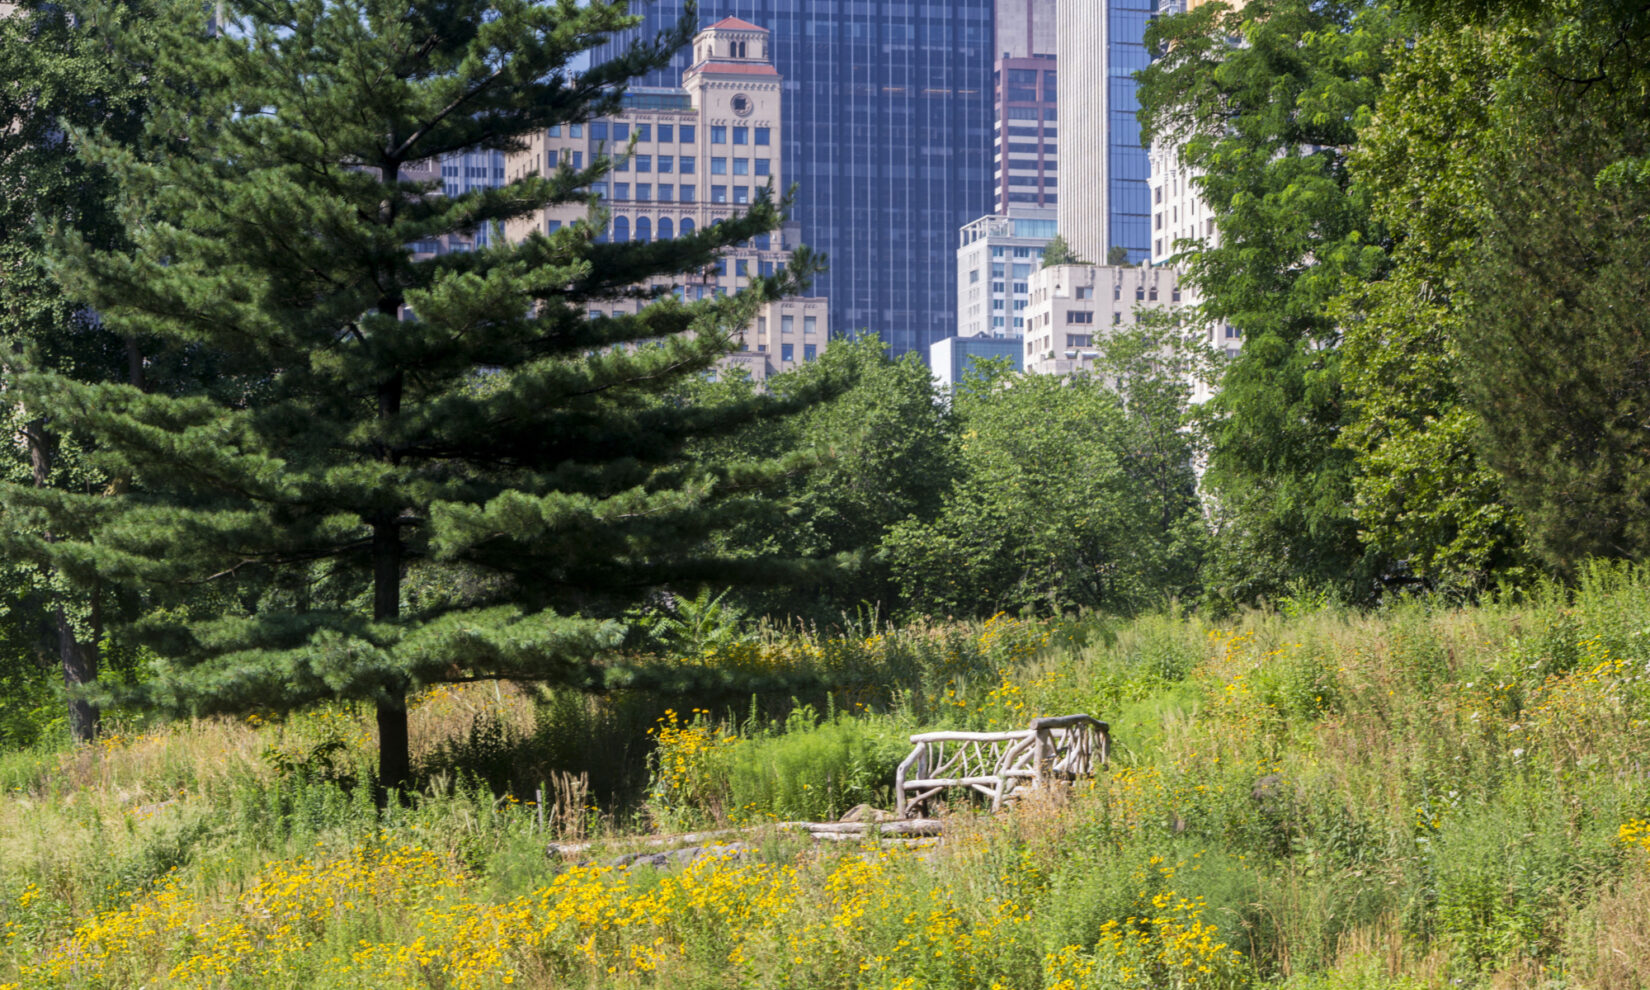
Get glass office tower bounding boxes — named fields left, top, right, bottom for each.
left=1056, top=0, right=1153, bottom=265
left=591, top=2, right=995, bottom=356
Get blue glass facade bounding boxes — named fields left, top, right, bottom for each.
left=1109, top=0, right=1153, bottom=263
left=591, top=2, right=995, bottom=356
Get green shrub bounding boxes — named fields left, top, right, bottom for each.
left=725, top=708, right=910, bottom=823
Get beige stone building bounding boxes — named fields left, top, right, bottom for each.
left=1022, top=262, right=1179, bottom=376
left=503, top=18, right=827, bottom=382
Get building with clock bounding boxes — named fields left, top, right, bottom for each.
left=503, top=17, right=829, bottom=382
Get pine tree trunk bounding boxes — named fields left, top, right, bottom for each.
left=374, top=361, right=409, bottom=791
left=27, top=416, right=101, bottom=743
left=56, top=603, right=99, bottom=742
left=373, top=517, right=407, bottom=789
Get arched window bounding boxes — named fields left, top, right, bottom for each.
left=635, top=217, right=652, bottom=242
left=658, top=217, right=673, bottom=240
left=613, top=216, right=630, bottom=242
left=679, top=217, right=695, bottom=237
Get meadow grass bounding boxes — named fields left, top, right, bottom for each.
left=3, top=565, right=1650, bottom=987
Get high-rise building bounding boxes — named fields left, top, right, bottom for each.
left=588, top=1, right=995, bottom=357
left=992, top=55, right=1059, bottom=214
left=1055, top=0, right=1153, bottom=265
left=956, top=209, right=1056, bottom=338
left=504, top=18, right=829, bottom=383
left=991, top=0, right=1059, bottom=215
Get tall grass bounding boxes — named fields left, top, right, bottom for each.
left=6, top=566, right=1650, bottom=987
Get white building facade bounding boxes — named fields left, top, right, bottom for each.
left=956, top=209, right=1057, bottom=339
left=1022, top=262, right=1179, bottom=376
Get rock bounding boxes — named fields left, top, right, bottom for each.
left=839, top=804, right=896, bottom=823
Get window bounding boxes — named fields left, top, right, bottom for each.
left=658, top=124, right=673, bottom=142
left=1155, top=238, right=1163, bottom=256
left=636, top=155, right=652, bottom=172
left=1066, top=334, right=1093, bottom=347
left=637, top=184, right=651, bottom=201
left=754, top=158, right=770, bottom=176
left=1013, top=263, right=1031, bottom=278
left=755, top=127, right=770, bottom=145
left=658, top=184, right=673, bottom=202
left=659, top=218, right=673, bottom=238
left=991, top=281, right=1004, bottom=293
left=716, top=258, right=728, bottom=276
left=1148, top=287, right=1158, bottom=301
left=636, top=217, right=651, bottom=240
left=680, top=217, right=695, bottom=235
left=546, top=219, right=562, bottom=233
left=1113, top=313, right=1122, bottom=325
left=782, top=343, right=794, bottom=362
left=1172, top=288, right=1181, bottom=302
left=614, top=155, right=629, bottom=171
left=1075, top=286, right=1093, bottom=300
left=636, top=124, right=651, bottom=141
left=993, top=316, right=1006, bottom=327
left=572, top=151, right=583, bottom=169
left=755, top=233, right=770, bottom=250
left=804, top=343, right=816, bottom=361
left=613, top=123, right=629, bottom=140
left=991, top=246, right=1005, bottom=258
left=680, top=185, right=695, bottom=202
left=1066, top=310, right=1094, bottom=324
left=712, top=157, right=728, bottom=174
left=733, top=186, right=749, bottom=204
left=711, top=125, right=727, bottom=143
left=1226, top=326, right=1242, bottom=338
left=969, top=269, right=980, bottom=284
left=1135, top=288, right=1145, bottom=301
left=658, top=155, right=674, bottom=173
left=1013, top=282, right=1028, bottom=294
left=991, top=263, right=1006, bottom=277
left=711, top=184, right=727, bottom=203
left=803, top=316, right=816, bottom=335
left=782, top=315, right=794, bottom=335
left=614, top=182, right=629, bottom=200
left=992, top=299, right=1005, bottom=310
left=679, top=125, right=695, bottom=143
left=570, top=123, right=582, bottom=137
left=760, top=260, right=774, bottom=276
left=733, top=158, right=749, bottom=175
left=1154, top=187, right=1162, bottom=204
left=590, top=122, right=608, bottom=140
left=733, top=126, right=748, bottom=145
left=591, top=181, right=608, bottom=199
left=680, top=156, right=696, bottom=174
left=548, top=125, right=561, bottom=137
left=736, top=259, right=748, bottom=276
left=1013, top=247, right=1030, bottom=258
left=613, top=216, right=629, bottom=241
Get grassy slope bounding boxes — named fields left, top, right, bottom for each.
left=3, top=568, right=1650, bottom=988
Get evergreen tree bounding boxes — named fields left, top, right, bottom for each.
left=3, top=0, right=832, bottom=788
left=1040, top=235, right=1086, bottom=268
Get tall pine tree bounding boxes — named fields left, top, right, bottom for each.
left=4, top=0, right=833, bottom=788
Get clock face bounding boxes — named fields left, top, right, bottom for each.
left=730, top=93, right=753, bottom=117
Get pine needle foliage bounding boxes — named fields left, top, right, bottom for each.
left=2, top=0, right=837, bottom=788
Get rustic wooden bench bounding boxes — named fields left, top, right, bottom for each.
left=893, top=714, right=1111, bottom=816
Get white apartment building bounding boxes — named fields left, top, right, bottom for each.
left=956, top=209, right=1057, bottom=339
left=502, top=18, right=828, bottom=383
left=1022, top=262, right=1179, bottom=376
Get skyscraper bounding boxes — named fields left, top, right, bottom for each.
left=1056, top=0, right=1153, bottom=264
left=590, top=1, right=995, bottom=356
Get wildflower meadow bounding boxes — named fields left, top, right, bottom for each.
left=5, top=566, right=1650, bottom=987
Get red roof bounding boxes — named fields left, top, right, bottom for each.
left=707, top=16, right=768, bottom=32
left=688, top=60, right=779, bottom=76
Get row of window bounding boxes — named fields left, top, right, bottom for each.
left=547, top=122, right=773, bottom=146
